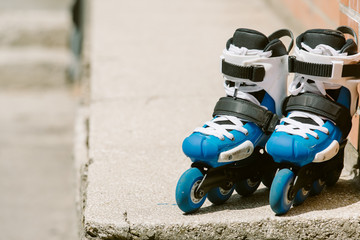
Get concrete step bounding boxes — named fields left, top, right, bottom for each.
left=0, top=0, right=73, bottom=10
left=0, top=10, right=71, bottom=48
left=0, top=47, right=71, bottom=88
left=76, top=100, right=360, bottom=240
left=77, top=0, right=360, bottom=239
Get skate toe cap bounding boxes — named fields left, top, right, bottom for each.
left=266, top=133, right=311, bottom=165
left=266, top=134, right=295, bottom=159
left=182, top=133, right=219, bottom=160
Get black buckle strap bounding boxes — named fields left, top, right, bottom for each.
left=282, top=93, right=352, bottom=137
left=221, top=59, right=265, bottom=82
left=288, top=56, right=332, bottom=77
left=288, top=56, right=360, bottom=78
left=213, top=97, right=278, bottom=134
left=337, top=25, right=358, bottom=45
left=268, top=28, right=294, bottom=54
left=343, top=63, right=360, bottom=77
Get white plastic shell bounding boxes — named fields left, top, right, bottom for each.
left=221, top=50, right=289, bottom=116
left=294, top=47, right=360, bottom=115
left=218, top=140, right=254, bottom=162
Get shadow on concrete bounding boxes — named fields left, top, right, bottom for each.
left=190, top=187, right=270, bottom=215
left=185, top=177, right=360, bottom=216
left=280, top=177, right=360, bottom=217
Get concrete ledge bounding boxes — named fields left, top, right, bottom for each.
left=79, top=99, right=360, bottom=240
left=84, top=217, right=360, bottom=240
left=344, top=142, right=360, bottom=179
left=74, top=107, right=90, bottom=240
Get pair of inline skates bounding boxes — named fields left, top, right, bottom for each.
left=175, top=26, right=360, bottom=215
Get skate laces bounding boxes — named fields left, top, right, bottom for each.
left=276, top=111, right=329, bottom=139
left=194, top=45, right=271, bottom=140
left=194, top=115, right=248, bottom=141
left=301, top=43, right=347, bottom=57
left=228, top=45, right=272, bottom=58
left=276, top=43, right=343, bottom=139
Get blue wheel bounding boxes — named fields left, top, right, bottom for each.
left=293, top=187, right=310, bottom=206
left=207, top=184, right=235, bottom=205
left=269, top=169, right=295, bottom=215
left=310, top=179, right=325, bottom=195
left=175, top=168, right=207, bottom=213
left=235, top=178, right=261, bottom=197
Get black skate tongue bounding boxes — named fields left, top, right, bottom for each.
left=298, top=29, right=346, bottom=51
left=289, top=116, right=318, bottom=127
left=227, top=28, right=269, bottom=50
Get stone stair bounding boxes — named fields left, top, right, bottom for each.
left=0, top=1, right=78, bottom=239
left=0, top=7, right=72, bottom=88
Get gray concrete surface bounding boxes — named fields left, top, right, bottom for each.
left=78, top=0, right=360, bottom=239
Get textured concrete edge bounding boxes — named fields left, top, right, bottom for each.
left=74, top=105, right=132, bottom=240
left=84, top=221, right=130, bottom=240
left=344, top=142, right=360, bottom=179
left=74, top=108, right=132, bottom=240
left=75, top=1, right=94, bottom=238
left=80, top=217, right=360, bottom=240
left=74, top=106, right=91, bottom=240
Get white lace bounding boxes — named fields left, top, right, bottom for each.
left=228, top=45, right=272, bottom=58
left=276, top=43, right=343, bottom=138
left=194, top=116, right=248, bottom=141
left=276, top=111, right=329, bottom=139
left=194, top=45, right=271, bottom=140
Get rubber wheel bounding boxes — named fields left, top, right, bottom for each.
left=293, top=187, right=310, bottom=206
left=310, top=179, right=325, bottom=195
left=235, top=178, right=261, bottom=197
left=269, top=168, right=295, bottom=215
left=175, top=168, right=207, bottom=213
left=207, top=185, right=235, bottom=205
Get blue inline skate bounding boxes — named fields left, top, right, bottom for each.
left=175, top=28, right=294, bottom=213
left=266, top=26, right=360, bottom=215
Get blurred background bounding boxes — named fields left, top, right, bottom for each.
left=0, top=0, right=359, bottom=239
left=0, top=0, right=79, bottom=239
